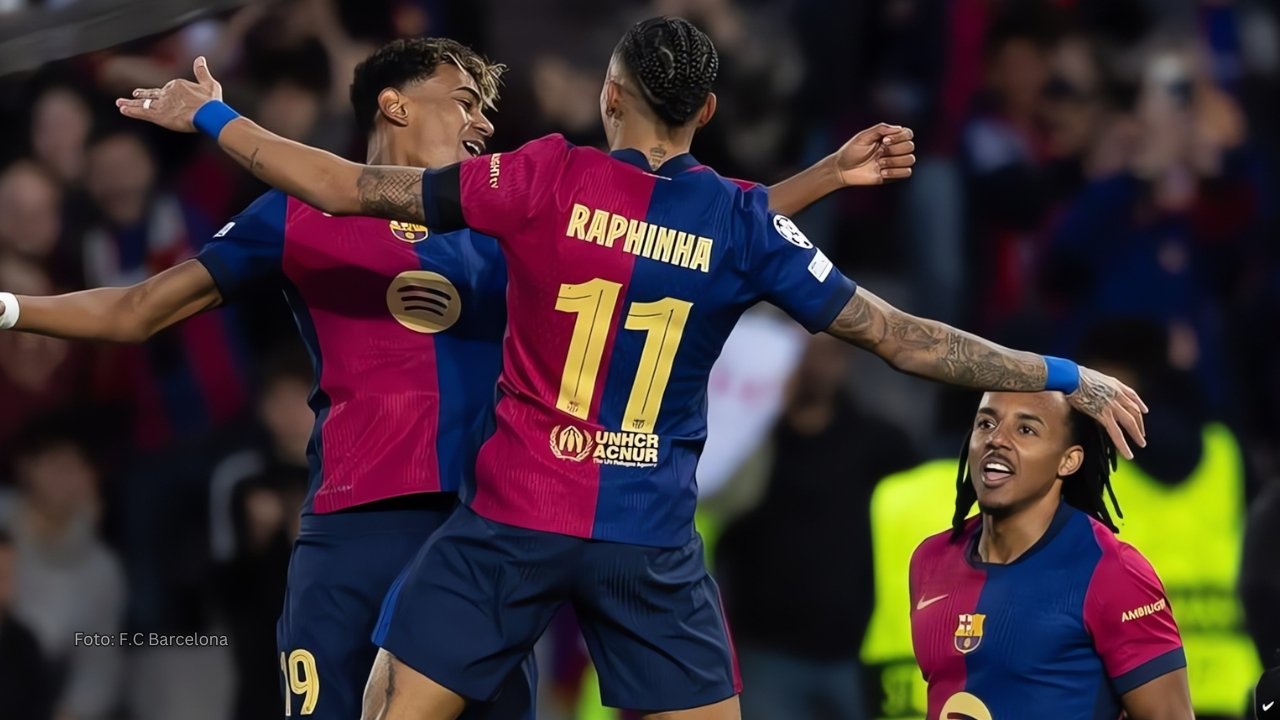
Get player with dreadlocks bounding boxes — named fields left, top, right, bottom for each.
left=909, top=391, right=1192, bottom=719
left=119, top=14, right=1150, bottom=720
left=949, top=394, right=1123, bottom=539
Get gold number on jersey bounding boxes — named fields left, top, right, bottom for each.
left=555, top=278, right=623, bottom=418
left=280, top=649, right=320, bottom=715
left=554, top=278, right=691, bottom=431
left=622, top=297, right=692, bottom=433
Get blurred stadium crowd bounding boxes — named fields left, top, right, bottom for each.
left=0, top=0, right=1277, bottom=719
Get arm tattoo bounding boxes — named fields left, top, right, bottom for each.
left=1069, top=368, right=1116, bottom=417
left=384, top=657, right=396, bottom=711
left=227, top=146, right=264, bottom=172
left=828, top=293, right=1047, bottom=391
left=827, top=291, right=886, bottom=347
left=362, top=651, right=398, bottom=717
left=356, top=167, right=427, bottom=223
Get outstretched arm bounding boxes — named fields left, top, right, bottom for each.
left=214, top=117, right=434, bottom=222
left=1, top=260, right=222, bottom=343
left=824, top=287, right=1148, bottom=458
left=768, top=123, right=916, bottom=216
left=116, top=58, right=442, bottom=226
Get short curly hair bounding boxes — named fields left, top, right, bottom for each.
left=350, top=37, right=506, bottom=137
left=614, top=17, right=719, bottom=127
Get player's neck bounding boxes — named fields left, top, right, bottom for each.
left=366, top=132, right=443, bottom=170
left=978, top=493, right=1061, bottom=564
left=367, top=132, right=391, bottom=166
left=611, top=124, right=694, bottom=171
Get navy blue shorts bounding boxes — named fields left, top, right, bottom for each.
left=277, top=498, right=536, bottom=720
left=374, top=504, right=742, bottom=712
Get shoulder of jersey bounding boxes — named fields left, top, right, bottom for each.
left=714, top=174, right=769, bottom=213
left=914, top=523, right=970, bottom=564
left=648, top=167, right=763, bottom=219
left=535, top=132, right=571, bottom=146
left=286, top=199, right=437, bottom=235
left=285, top=195, right=327, bottom=219
left=1085, top=515, right=1141, bottom=561
left=1041, top=510, right=1128, bottom=569
left=283, top=193, right=371, bottom=222
left=511, top=132, right=574, bottom=157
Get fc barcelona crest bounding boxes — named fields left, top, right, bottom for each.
left=954, top=613, right=986, bottom=654
left=389, top=220, right=429, bottom=243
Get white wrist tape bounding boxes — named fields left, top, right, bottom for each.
left=0, top=292, right=20, bottom=330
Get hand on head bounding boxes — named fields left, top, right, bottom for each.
left=1067, top=366, right=1149, bottom=460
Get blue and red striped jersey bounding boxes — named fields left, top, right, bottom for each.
left=196, top=191, right=506, bottom=514
left=909, top=503, right=1186, bottom=718
left=432, top=134, right=857, bottom=547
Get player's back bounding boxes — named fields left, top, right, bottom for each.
left=199, top=192, right=507, bottom=514
left=457, top=136, right=855, bottom=546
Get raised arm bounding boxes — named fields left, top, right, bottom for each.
left=768, top=123, right=916, bottom=216
left=221, top=119, right=425, bottom=220
left=116, top=58, right=448, bottom=226
left=0, top=260, right=222, bottom=343
left=825, top=287, right=1148, bottom=458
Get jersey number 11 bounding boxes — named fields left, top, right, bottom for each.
left=555, top=277, right=691, bottom=434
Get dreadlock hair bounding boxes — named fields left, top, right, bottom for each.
left=950, top=407, right=1122, bottom=541
left=614, top=16, right=719, bottom=127
left=350, top=38, right=506, bottom=138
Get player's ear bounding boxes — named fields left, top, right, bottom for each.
left=603, top=79, right=623, bottom=120
left=378, top=88, right=410, bottom=129
left=1058, top=445, right=1084, bottom=477
left=695, top=92, right=717, bottom=128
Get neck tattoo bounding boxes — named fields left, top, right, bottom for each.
left=647, top=145, right=668, bottom=170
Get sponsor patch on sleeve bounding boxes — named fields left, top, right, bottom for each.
left=808, top=249, right=833, bottom=282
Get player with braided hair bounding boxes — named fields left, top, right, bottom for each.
left=909, top=391, right=1192, bottom=718
left=614, top=16, right=719, bottom=127
left=120, top=14, right=1148, bottom=720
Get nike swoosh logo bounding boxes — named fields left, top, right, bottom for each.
left=1264, top=701, right=1274, bottom=712
left=916, top=594, right=948, bottom=610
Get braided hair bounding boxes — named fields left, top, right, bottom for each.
left=950, top=408, right=1122, bottom=541
left=615, top=16, right=719, bottom=127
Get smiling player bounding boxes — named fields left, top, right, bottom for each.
left=114, top=17, right=1146, bottom=719
left=1, top=38, right=534, bottom=720
left=1, top=34, right=920, bottom=719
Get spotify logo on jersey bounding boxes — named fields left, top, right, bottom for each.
left=387, top=271, right=461, bottom=333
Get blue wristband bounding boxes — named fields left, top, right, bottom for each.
left=193, top=100, right=240, bottom=139
left=1044, top=356, right=1081, bottom=394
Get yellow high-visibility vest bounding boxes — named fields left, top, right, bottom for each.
left=1109, top=423, right=1260, bottom=716
left=861, top=459, right=958, bottom=720
left=574, top=665, right=617, bottom=720
left=859, top=425, right=1259, bottom=718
